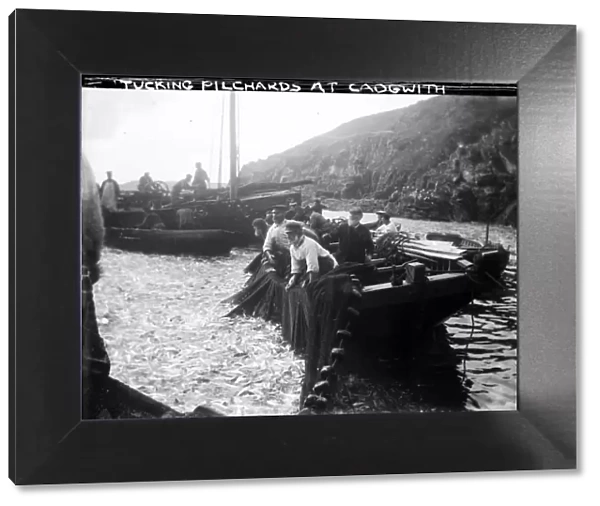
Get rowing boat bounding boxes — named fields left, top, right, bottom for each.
left=104, top=227, right=242, bottom=256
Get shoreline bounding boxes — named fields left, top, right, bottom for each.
left=317, top=198, right=518, bottom=230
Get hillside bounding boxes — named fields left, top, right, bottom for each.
left=240, top=96, right=518, bottom=225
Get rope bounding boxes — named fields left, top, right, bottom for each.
left=485, top=272, right=507, bottom=290
left=301, top=274, right=362, bottom=414
left=462, top=298, right=476, bottom=383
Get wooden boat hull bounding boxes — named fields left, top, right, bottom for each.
left=102, top=209, right=147, bottom=228
left=104, top=227, right=241, bottom=256
left=109, top=189, right=303, bottom=244
left=152, top=190, right=301, bottom=243
left=358, top=272, right=474, bottom=335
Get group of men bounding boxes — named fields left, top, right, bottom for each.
left=264, top=199, right=331, bottom=237
left=137, top=162, right=212, bottom=206
left=97, top=161, right=211, bottom=212
left=258, top=203, right=338, bottom=291
left=169, top=163, right=212, bottom=205
left=254, top=201, right=400, bottom=291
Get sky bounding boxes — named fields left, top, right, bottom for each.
left=82, top=88, right=431, bottom=185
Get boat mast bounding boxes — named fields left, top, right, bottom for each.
left=229, top=92, right=238, bottom=200
left=217, top=95, right=225, bottom=188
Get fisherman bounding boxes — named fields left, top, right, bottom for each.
left=335, top=207, right=375, bottom=264
left=301, top=205, right=312, bottom=224
left=285, top=201, right=299, bottom=220
left=309, top=204, right=331, bottom=238
left=291, top=204, right=309, bottom=223
left=171, top=174, right=193, bottom=205
left=284, top=221, right=339, bottom=291
left=302, top=226, right=321, bottom=243
left=192, top=162, right=210, bottom=192
left=252, top=218, right=270, bottom=242
left=311, top=198, right=327, bottom=214
left=375, top=210, right=399, bottom=235
left=262, top=204, right=291, bottom=275
left=99, top=171, right=120, bottom=212
left=138, top=172, right=154, bottom=192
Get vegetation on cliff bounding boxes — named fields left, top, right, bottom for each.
left=240, top=96, right=517, bottom=226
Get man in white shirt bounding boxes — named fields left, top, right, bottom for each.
left=284, top=221, right=339, bottom=291
left=375, top=210, right=399, bottom=236
left=262, top=204, right=290, bottom=264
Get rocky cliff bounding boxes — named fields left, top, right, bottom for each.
left=240, top=96, right=518, bottom=226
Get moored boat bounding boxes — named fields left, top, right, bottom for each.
left=104, top=227, right=242, bottom=256
left=325, top=218, right=510, bottom=282
left=374, top=233, right=510, bottom=282
left=108, top=92, right=309, bottom=245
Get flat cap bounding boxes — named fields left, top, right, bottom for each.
left=284, top=220, right=304, bottom=232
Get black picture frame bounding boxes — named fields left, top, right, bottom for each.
left=9, top=9, right=577, bottom=485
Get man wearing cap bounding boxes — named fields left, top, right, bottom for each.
left=138, top=172, right=154, bottom=192
left=171, top=174, right=193, bottom=205
left=262, top=204, right=291, bottom=270
left=375, top=210, right=399, bottom=236
left=312, top=198, right=327, bottom=215
left=285, top=221, right=338, bottom=291
left=192, top=162, right=210, bottom=190
left=285, top=202, right=299, bottom=220
left=335, top=207, right=375, bottom=264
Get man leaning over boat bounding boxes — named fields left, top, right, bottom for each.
left=262, top=204, right=292, bottom=276
left=284, top=221, right=338, bottom=291
left=262, top=204, right=324, bottom=277
left=171, top=174, right=193, bottom=205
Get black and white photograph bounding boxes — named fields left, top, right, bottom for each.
left=81, top=77, right=518, bottom=420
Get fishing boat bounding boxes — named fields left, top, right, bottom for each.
left=325, top=218, right=510, bottom=282
left=424, top=232, right=481, bottom=247
left=102, top=92, right=307, bottom=254
left=108, top=92, right=308, bottom=244
left=374, top=233, right=510, bottom=282
left=349, top=264, right=478, bottom=334
left=223, top=251, right=499, bottom=410
left=103, top=227, right=242, bottom=256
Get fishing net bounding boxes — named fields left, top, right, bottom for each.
left=224, top=258, right=362, bottom=404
